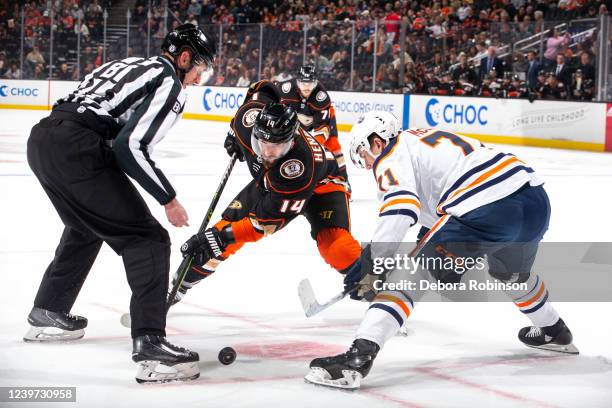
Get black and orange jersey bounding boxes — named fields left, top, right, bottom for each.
left=227, top=99, right=348, bottom=241
left=277, top=79, right=339, bottom=150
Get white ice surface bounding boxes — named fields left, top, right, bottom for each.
left=1, top=110, right=611, bottom=408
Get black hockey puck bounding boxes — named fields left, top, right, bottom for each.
left=218, top=346, right=236, bottom=365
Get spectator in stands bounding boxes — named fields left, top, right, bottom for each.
left=478, top=46, right=504, bottom=81
left=3, top=62, right=21, bottom=79
left=543, top=28, right=570, bottom=69
left=187, top=0, right=202, bottom=21
left=452, top=52, right=477, bottom=84
left=153, top=20, right=166, bottom=39
left=81, top=45, right=95, bottom=69
left=525, top=50, right=541, bottom=90
left=82, top=61, right=95, bottom=76
left=132, top=4, right=147, bottom=26
left=76, top=17, right=91, bottom=41
left=553, top=53, right=571, bottom=88
left=0, top=51, right=6, bottom=77
left=222, top=63, right=239, bottom=86
left=185, top=13, right=198, bottom=26
left=235, top=64, right=250, bottom=86
left=94, top=45, right=104, bottom=67
left=57, top=63, right=72, bottom=80
left=26, top=45, right=45, bottom=72
left=576, top=51, right=595, bottom=82
left=33, top=63, right=45, bottom=80
left=384, top=3, right=401, bottom=41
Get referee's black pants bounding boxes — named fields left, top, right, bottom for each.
left=27, top=117, right=169, bottom=338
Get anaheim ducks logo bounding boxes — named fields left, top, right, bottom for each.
left=242, top=108, right=261, bottom=127
left=281, top=82, right=291, bottom=93
left=280, top=159, right=304, bottom=179
left=228, top=200, right=242, bottom=209
left=315, top=91, right=327, bottom=102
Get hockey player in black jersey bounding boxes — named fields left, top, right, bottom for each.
left=171, top=81, right=361, bottom=304
left=24, top=24, right=215, bottom=383
left=277, top=65, right=349, bottom=186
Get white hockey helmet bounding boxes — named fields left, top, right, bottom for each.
left=349, top=110, right=400, bottom=169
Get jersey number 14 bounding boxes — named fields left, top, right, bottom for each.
left=280, top=199, right=306, bottom=214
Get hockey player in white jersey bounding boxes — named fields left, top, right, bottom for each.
left=304, top=111, right=578, bottom=390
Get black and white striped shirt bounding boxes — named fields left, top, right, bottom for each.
left=57, top=55, right=185, bottom=205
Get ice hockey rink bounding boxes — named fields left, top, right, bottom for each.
left=1, top=109, right=611, bottom=408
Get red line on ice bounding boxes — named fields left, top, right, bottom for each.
left=91, top=302, right=187, bottom=335
left=362, top=389, right=426, bottom=408
left=181, top=300, right=278, bottom=330
left=414, top=367, right=559, bottom=408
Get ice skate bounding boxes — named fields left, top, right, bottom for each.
left=519, top=318, right=579, bottom=355
left=23, top=307, right=87, bottom=342
left=305, top=338, right=379, bottom=390
left=132, top=335, right=200, bottom=383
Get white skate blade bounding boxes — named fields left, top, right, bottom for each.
left=135, top=361, right=200, bottom=384
left=396, top=325, right=410, bottom=337
left=23, top=326, right=84, bottom=342
left=304, top=367, right=362, bottom=390
left=524, top=342, right=580, bottom=355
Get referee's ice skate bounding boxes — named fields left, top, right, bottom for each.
left=23, top=307, right=87, bottom=342
left=305, top=338, right=379, bottom=390
left=132, top=335, right=200, bottom=384
left=518, top=318, right=579, bottom=354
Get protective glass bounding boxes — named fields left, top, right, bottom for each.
left=350, top=143, right=376, bottom=169
left=296, top=79, right=318, bottom=95
left=252, top=134, right=294, bottom=163
left=195, top=61, right=214, bottom=86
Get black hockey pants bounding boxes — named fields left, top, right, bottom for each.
left=27, top=115, right=170, bottom=338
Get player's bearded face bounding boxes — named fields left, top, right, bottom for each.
left=255, top=138, right=294, bottom=164
left=297, top=80, right=317, bottom=98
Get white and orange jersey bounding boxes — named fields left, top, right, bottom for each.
left=371, top=128, right=543, bottom=245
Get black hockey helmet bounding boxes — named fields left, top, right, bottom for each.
left=298, top=64, right=317, bottom=82
left=162, top=23, right=216, bottom=67
left=253, top=103, right=299, bottom=144
left=245, top=80, right=281, bottom=104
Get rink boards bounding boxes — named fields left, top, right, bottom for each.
left=1, top=79, right=611, bottom=152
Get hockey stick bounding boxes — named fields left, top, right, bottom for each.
left=297, top=241, right=430, bottom=318
left=121, top=154, right=237, bottom=328
left=297, top=279, right=358, bottom=317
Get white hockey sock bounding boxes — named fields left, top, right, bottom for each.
left=355, top=292, right=414, bottom=347
left=508, top=274, right=559, bottom=328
